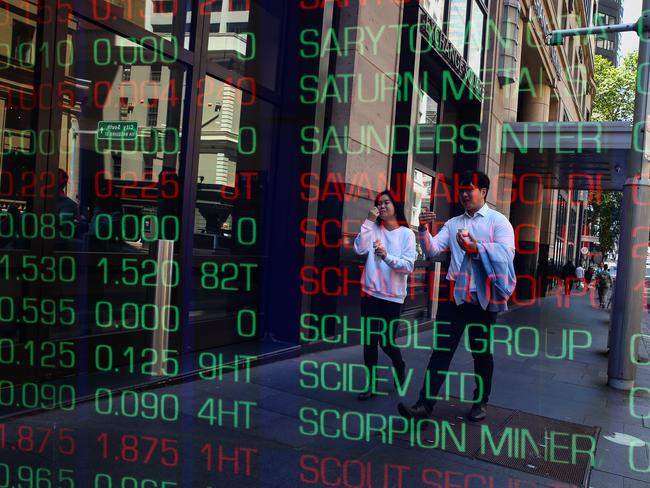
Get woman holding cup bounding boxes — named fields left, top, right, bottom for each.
left=353, top=190, right=416, bottom=401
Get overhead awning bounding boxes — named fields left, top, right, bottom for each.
left=501, top=121, right=633, bottom=191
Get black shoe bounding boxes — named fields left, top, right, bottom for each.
left=357, top=391, right=374, bottom=401
left=397, top=402, right=431, bottom=420
left=467, top=403, right=487, bottom=422
left=393, top=364, right=406, bottom=390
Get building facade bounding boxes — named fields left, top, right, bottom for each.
left=0, top=0, right=599, bottom=392
left=595, top=0, right=623, bottom=66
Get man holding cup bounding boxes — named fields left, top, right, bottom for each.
left=398, top=170, right=516, bottom=422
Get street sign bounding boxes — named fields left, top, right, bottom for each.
left=97, top=121, right=138, bottom=140
left=581, top=247, right=589, bottom=255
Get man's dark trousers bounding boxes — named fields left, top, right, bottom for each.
left=418, top=302, right=498, bottom=411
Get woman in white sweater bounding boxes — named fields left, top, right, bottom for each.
left=353, top=190, right=416, bottom=400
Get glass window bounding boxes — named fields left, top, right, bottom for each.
left=226, top=22, right=248, bottom=34
left=468, top=0, right=485, bottom=73
left=421, top=0, right=445, bottom=23
left=11, top=20, right=34, bottom=64
left=411, top=170, right=434, bottom=260
left=447, top=0, right=468, bottom=55
left=231, top=0, right=250, bottom=11
left=122, top=65, right=132, bottom=81
left=0, top=16, right=41, bottom=253
left=93, top=0, right=193, bottom=49
left=203, top=1, right=279, bottom=91
left=147, top=98, right=160, bottom=126
left=190, top=75, right=271, bottom=347
left=46, top=17, right=187, bottom=344
left=150, top=64, right=162, bottom=81
left=415, top=89, right=439, bottom=171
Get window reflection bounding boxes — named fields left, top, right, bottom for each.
left=447, top=0, right=468, bottom=54
left=468, top=0, right=485, bottom=73
left=414, top=89, right=438, bottom=171
left=195, top=78, right=246, bottom=252
left=190, top=75, right=269, bottom=334
left=0, top=2, right=39, bottom=251
left=412, top=169, right=433, bottom=260
left=421, top=0, right=445, bottom=24
left=58, top=17, right=186, bottom=255
left=99, top=0, right=193, bottom=49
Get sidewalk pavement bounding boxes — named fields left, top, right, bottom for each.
left=2, top=291, right=650, bottom=487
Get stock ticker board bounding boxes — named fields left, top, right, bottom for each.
left=0, top=0, right=649, bottom=487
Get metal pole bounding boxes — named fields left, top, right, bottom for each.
left=607, top=4, right=650, bottom=389
left=546, top=22, right=638, bottom=42
left=547, top=9, right=650, bottom=388
left=151, top=239, right=175, bottom=376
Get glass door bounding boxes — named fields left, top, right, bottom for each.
left=37, top=12, right=188, bottom=385
left=0, top=1, right=52, bottom=390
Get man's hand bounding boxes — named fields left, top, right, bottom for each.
left=418, top=211, right=436, bottom=227
left=374, top=240, right=387, bottom=259
left=456, top=231, right=478, bottom=253
left=368, top=207, right=379, bottom=222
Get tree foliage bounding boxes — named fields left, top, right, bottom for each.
left=591, top=52, right=636, bottom=122
left=586, top=192, right=622, bottom=257
left=588, top=52, right=637, bottom=257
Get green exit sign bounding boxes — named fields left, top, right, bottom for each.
left=97, top=121, right=138, bottom=140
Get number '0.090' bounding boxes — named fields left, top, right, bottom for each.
left=95, top=388, right=179, bottom=422
left=0, top=381, right=76, bottom=410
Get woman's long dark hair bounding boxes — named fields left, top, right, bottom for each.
left=374, top=190, right=409, bottom=228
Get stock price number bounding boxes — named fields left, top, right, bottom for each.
left=0, top=381, right=76, bottom=411
left=0, top=297, right=75, bottom=327
left=94, top=302, right=179, bottom=332
left=94, top=345, right=179, bottom=377
left=0, top=339, right=75, bottom=369
left=0, top=255, right=75, bottom=283
left=0, top=464, right=74, bottom=488
left=0, top=212, right=76, bottom=241
left=0, top=423, right=76, bottom=456
left=92, top=214, right=179, bottom=243
left=98, top=258, right=179, bottom=287
left=94, top=171, right=179, bottom=201
left=96, top=433, right=179, bottom=467
left=94, top=474, right=178, bottom=488
left=94, top=388, right=179, bottom=423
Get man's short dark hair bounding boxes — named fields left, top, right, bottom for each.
left=459, top=170, right=490, bottom=192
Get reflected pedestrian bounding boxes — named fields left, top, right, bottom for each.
left=575, top=263, right=585, bottom=290
left=353, top=190, right=416, bottom=401
left=397, top=171, right=516, bottom=422
left=561, top=260, right=576, bottom=295
left=597, top=264, right=613, bottom=308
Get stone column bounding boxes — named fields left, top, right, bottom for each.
left=510, top=81, right=551, bottom=300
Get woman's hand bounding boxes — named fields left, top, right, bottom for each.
left=374, top=240, right=387, bottom=259
left=368, top=207, right=379, bottom=222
